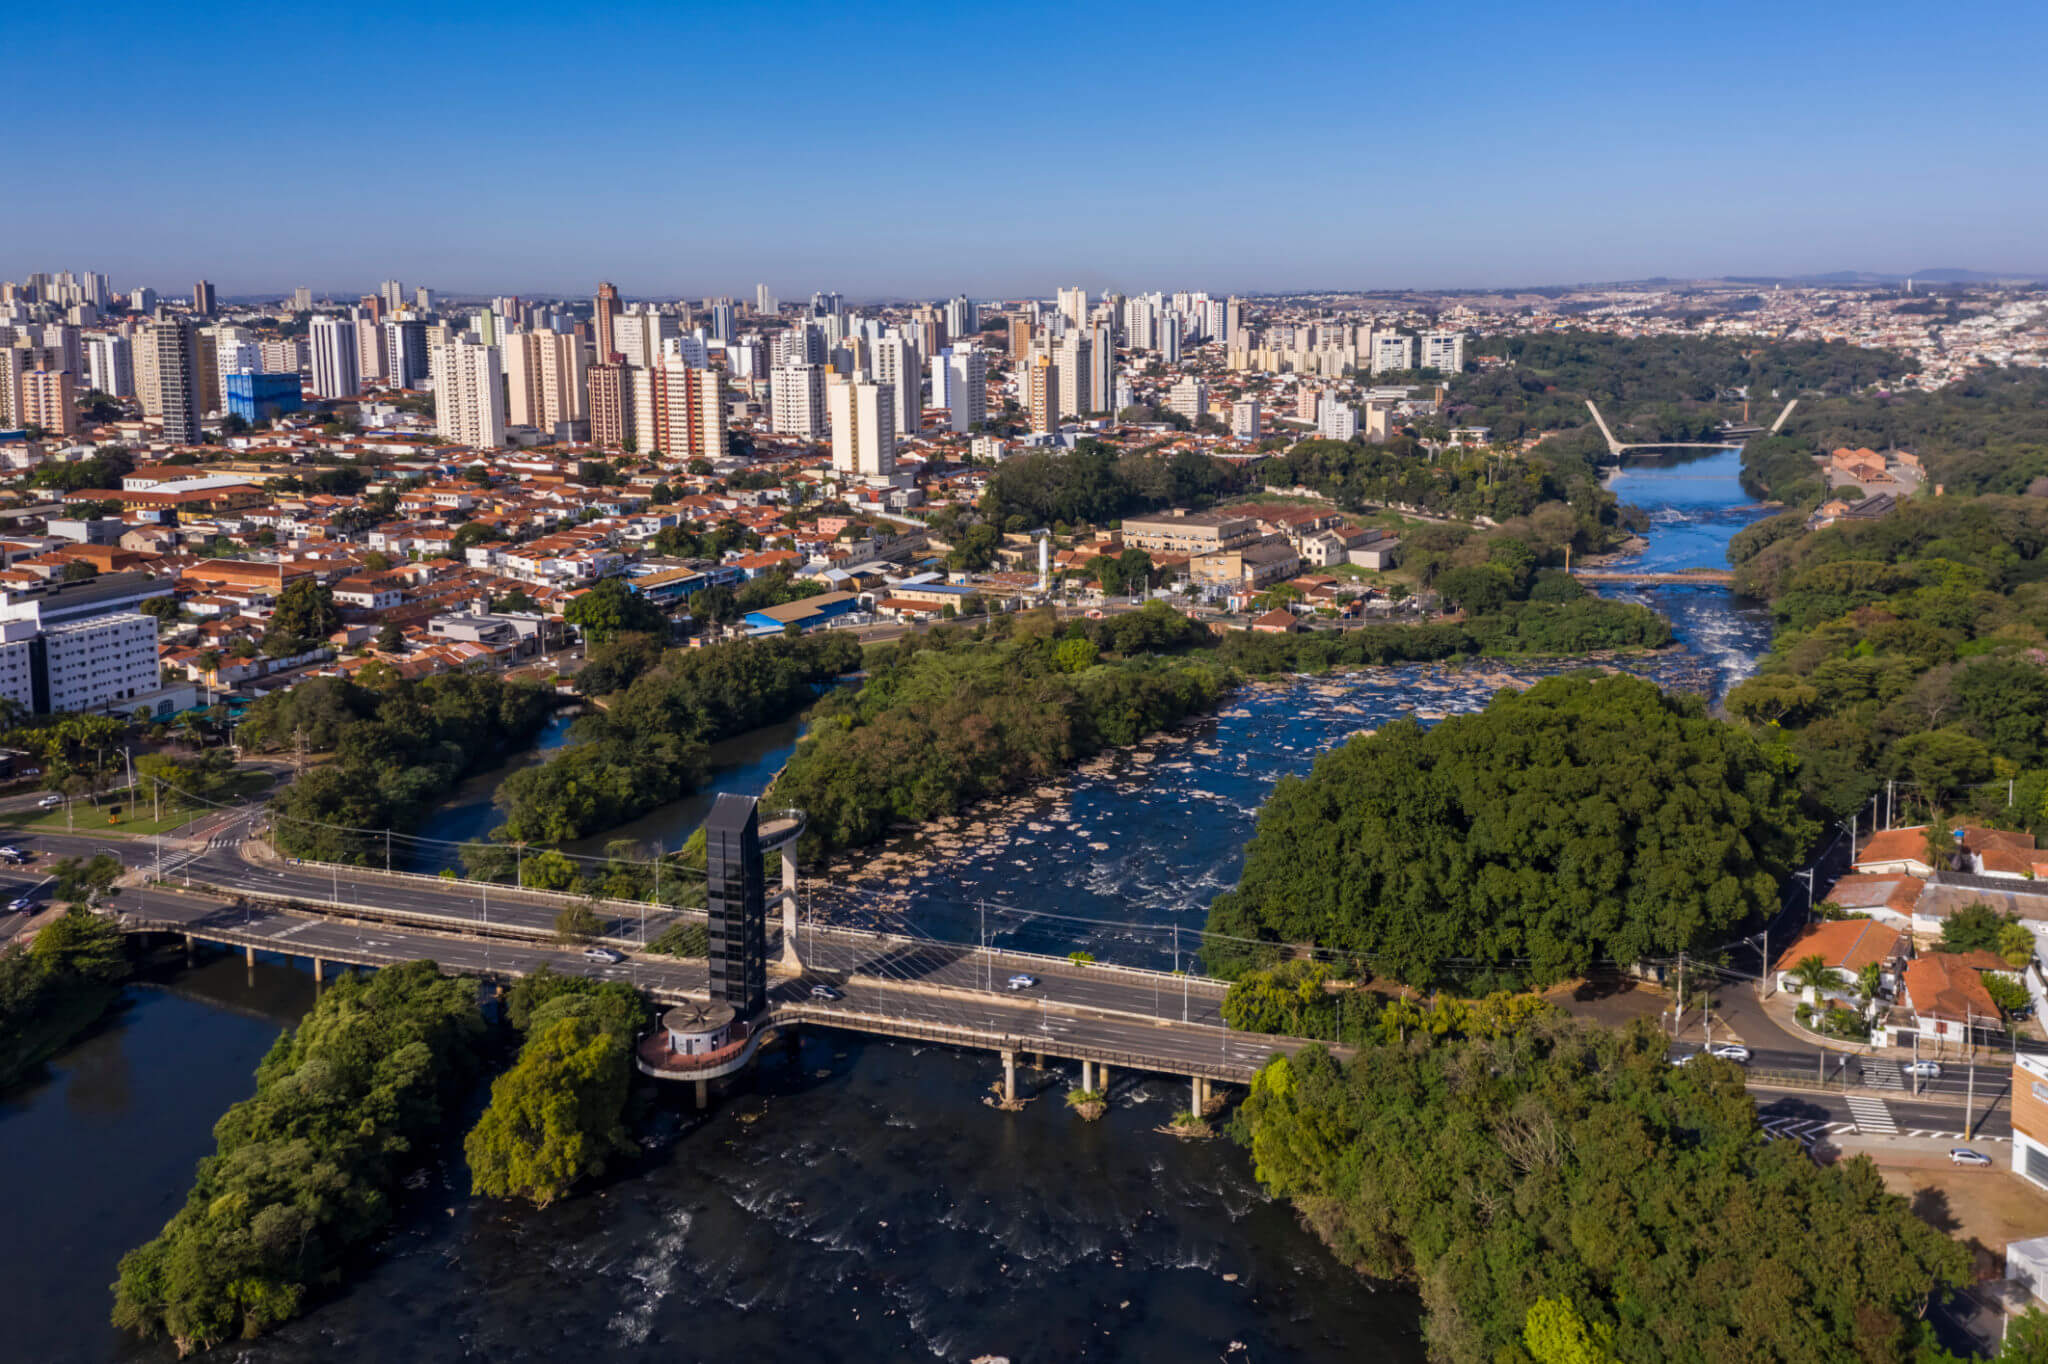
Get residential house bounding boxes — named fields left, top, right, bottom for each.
left=1770, top=918, right=1905, bottom=997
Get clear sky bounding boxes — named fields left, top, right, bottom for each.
left=16, top=0, right=2047, bottom=299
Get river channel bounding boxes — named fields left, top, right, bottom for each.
left=0, top=451, right=1772, bottom=1362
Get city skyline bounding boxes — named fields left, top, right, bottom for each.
left=14, top=0, right=2047, bottom=295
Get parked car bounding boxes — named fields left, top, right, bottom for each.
left=1706, top=1044, right=1752, bottom=1064
left=581, top=947, right=624, bottom=965
left=809, top=984, right=843, bottom=1001
left=1006, top=973, right=1038, bottom=991
left=1906, top=1061, right=1943, bottom=1079
left=0, top=847, right=27, bottom=864
left=1949, top=1148, right=1993, bottom=1168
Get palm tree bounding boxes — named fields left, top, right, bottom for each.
left=1792, top=953, right=1837, bottom=1006
left=1857, top=962, right=1884, bottom=1017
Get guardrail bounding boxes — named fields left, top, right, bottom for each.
left=246, top=845, right=708, bottom=924
left=172, top=880, right=671, bottom=955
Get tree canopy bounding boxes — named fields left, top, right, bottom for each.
left=1206, top=673, right=1816, bottom=985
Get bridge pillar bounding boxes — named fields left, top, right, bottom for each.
left=310, top=957, right=323, bottom=983
left=1099, top=1065, right=1112, bottom=1095
left=1002, top=1050, right=1016, bottom=1103
left=244, top=944, right=255, bottom=968
left=1080, top=1059, right=1093, bottom=1091
left=778, top=847, right=801, bottom=970
left=1033, top=1052, right=1044, bottom=1071
left=1191, top=1075, right=1201, bottom=1113
left=183, top=933, right=194, bottom=965
left=694, top=1079, right=708, bottom=1110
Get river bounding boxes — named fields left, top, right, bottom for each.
left=0, top=452, right=1770, bottom=1362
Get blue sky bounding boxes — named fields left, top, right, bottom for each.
left=15, top=0, right=2047, bottom=298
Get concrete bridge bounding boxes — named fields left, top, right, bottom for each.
left=115, top=794, right=1312, bottom=1117
left=1583, top=398, right=1798, bottom=458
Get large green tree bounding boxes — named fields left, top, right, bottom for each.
left=263, top=578, right=342, bottom=655
left=1206, top=673, right=1816, bottom=984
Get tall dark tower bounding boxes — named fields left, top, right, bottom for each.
left=705, top=794, right=766, bottom=1016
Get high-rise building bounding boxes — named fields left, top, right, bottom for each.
left=1371, top=333, right=1415, bottom=375
left=1124, top=297, right=1157, bottom=351
left=1230, top=399, right=1261, bottom=440
left=85, top=333, right=133, bottom=397
left=933, top=345, right=986, bottom=434
left=0, top=613, right=161, bottom=716
left=414, top=286, right=433, bottom=312
left=594, top=282, right=621, bottom=363
left=503, top=329, right=587, bottom=435
left=1317, top=396, right=1358, bottom=441
left=1204, top=299, right=1226, bottom=343
left=652, top=362, right=728, bottom=462
left=259, top=338, right=305, bottom=375
left=872, top=331, right=922, bottom=437
left=309, top=317, right=359, bottom=399
left=1054, top=331, right=1090, bottom=420
left=811, top=291, right=844, bottom=320
left=826, top=371, right=895, bottom=479
left=139, top=316, right=201, bottom=443
left=1160, top=314, right=1182, bottom=363
left=430, top=337, right=506, bottom=447
left=21, top=369, right=77, bottom=436
left=1421, top=331, right=1465, bottom=374
left=291, top=287, right=313, bottom=313
left=192, top=279, right=216, bottom=317
left=613, top=307, right=675, bottom=368
left=1056, top=286, right=1088, bottom=329
left=353, top=308, right=386, bottom=383
left=378, top=280, right=405, bottom=312
left=1006, top=315, right=1032, bottom=359
left=1088, top=322, right=1115, bottom=418
left=1027, top=354, right=1060, bottom=433
left=384, top=317, right=429, bottom=388
left=708, top=301, right=735, bottom=344
left=945, top=295, right=976, bottom=340
left=589, top=362, right=630, bottom=448
left=1166, top=376, right=1208, bottom=423
left=771, top=362, right=827, bottom=439
left=755, top=283, right=777, bottom=317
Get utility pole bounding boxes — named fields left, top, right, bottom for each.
left=385, top=828, right=391, bottom=872
left=1963, top=1007, right=1976, bottom=1140
left=1677, top=950, right=1687, bottom=1039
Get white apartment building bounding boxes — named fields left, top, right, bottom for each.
left=932, top=346, right=986, bottom=433
left=86, top=333, right=133, bottom=397
left=1054, top=332, right=1091, bottom=419
left=1421, top=331, right=1465, bottom=374
left=827, top=371, right=896, bottom=480
left=1056, top=286, right=1088, bottom=330
left=773, top=362, right=827, bottom=439
left=1318, top=396, right=1359, bottom=441
left=309, top=317, right=359, bottom=399
left=1231, top=399, right=1261, bottom=439
left=1371, top=333, right=1415, bottom=375
left=503, top=329, right=587, bottom=434
left=0, top=613, right=160, bottom=716
left=1166, top=376, right=1208, bottom=423
left=431, top=337, right=507, bottom=447
left=872, top=331, right=923, bottom=438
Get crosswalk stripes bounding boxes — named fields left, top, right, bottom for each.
left=1846, top=1095, right=1897, bottom=1134
left=1859, top=1061, right=1905, bottom=1091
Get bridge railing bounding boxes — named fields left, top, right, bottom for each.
left=797, top=921, right=1230, bottom=993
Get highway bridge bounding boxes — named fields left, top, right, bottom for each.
left=103, top=795, right=1309, bottom=1113
left=1571, top=568, right=1736, bottom=587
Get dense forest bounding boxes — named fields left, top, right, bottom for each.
left=490, top=632, right=861, bottom=845
left=1205, top=674, right=1815, bottom=986
left=1234, top=1018, right=1966, bottom=1364
left=775, top=604, right=1228, bottom=853
left=979, top=439, right=1253, bottom=529
left=1449, top=331, right=1906, bottom=445
left=113, top=962, right=487, bottom=1353
left=1724, top=495, right=2048, bottom=832
left=0, top=913, right=130, bottom=1089
left=254, top=673, right=557, bottom=864
left=1744, top=367, right=2048, bottom=504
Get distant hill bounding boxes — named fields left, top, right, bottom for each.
left=1720, top=268, right=2048, bottom=286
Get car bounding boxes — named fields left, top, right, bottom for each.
left=1906, top=1061, right=1944, bottom=1079
left=0, top=847, right=26, bottom=864
left=36, top=795, right=61, bottom=810
left=1669, top=1051, right=1699, bottom=1067
left=1949, top=1148, right=1993, bottom=1168
left=1005, top=973, right=1038, bottom=991
left=9, top=895, right=34, bottom=913
left=810, top=984, right=843, bottom=1001
left=1706, top=1044, right=1752, bottom=1064
left=582, top=947, right=624, bottom=964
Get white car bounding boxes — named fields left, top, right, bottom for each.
left=36, top=795, right=61, bottom=810
left=1706, top=1044, right=1752, bottom=1064
left=1949, top=1148, right=1992, bottom=1168
left=1906, top=1061, right=1943, bottom=1079
left=809, top=983, right=843, bottom=1001
left=582, top=947, right=624, bottom=965
left=9, top=895, right=35, bottom=913
left=1005, top=973, right=1038, bottom=991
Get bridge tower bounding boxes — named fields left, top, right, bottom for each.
left=705, top=794, right=767, bottom=1016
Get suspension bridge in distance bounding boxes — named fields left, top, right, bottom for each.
left=1583, top=397, right=1798, bottom=457
left=117, top=794, right=1319, bottom=1115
